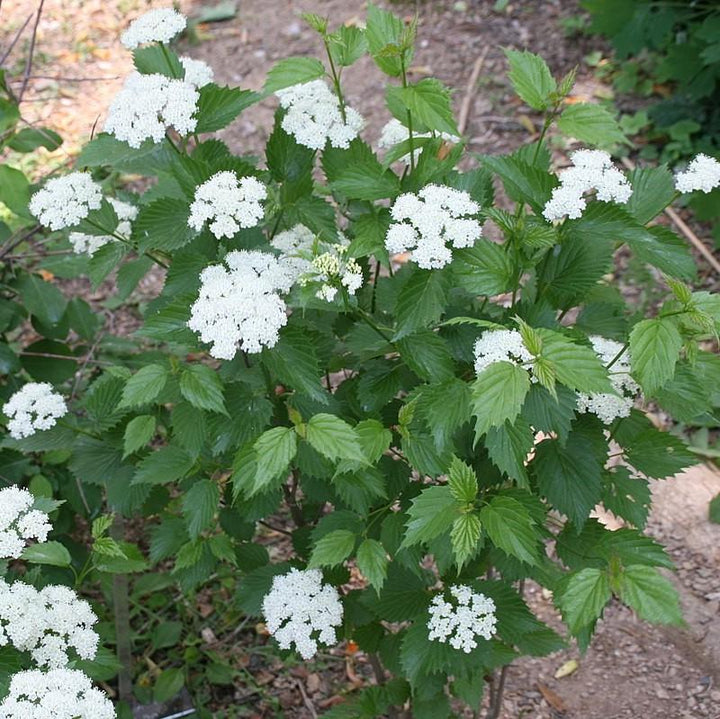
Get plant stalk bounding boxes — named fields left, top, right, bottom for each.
left=110, top=515, right=133, bottom=704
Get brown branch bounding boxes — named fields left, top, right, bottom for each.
left=17, top=0, right=45, bottom=104
left=457, top=47, right=490, bottom=136
left=0, top=13, right=32, bottom=67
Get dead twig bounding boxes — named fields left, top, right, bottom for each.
left=620, top=156, right=720, bottom=277
left=17, top=0, right=45, bottom=104
left=0, top=13, right=32, bottom=68
left=458, top=47, right=491, bottom=136
left=295, top=678, right=318, bottom=719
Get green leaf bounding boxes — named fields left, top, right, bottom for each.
left=7, top=127, right=62, bottom=153
left=625, top=165, right=676, bottom=225
left=14, top=272, right=67, bottom=326
left=396, top=331, right=455, bottom=382
left=602, top=467, right=651, bottom=529
left=402, top=485, right=459, bottom=547
left=357, top=538, right=389, bottom=592
left=480, top=496, right=539, bottom=565
left=450, top=513, right=482, bottom=568
left=306, top=413, right=365, bottom=463
left=0, top=165, right=31, bottom=217
left=447, top=457, right=477, bottom=505
left=618, top=565, right=682, bottom=625
left=133, top=198, right=194, bottom=252
left=309, top=529, right=356, bottom=568
left=629, top=317, right=682, bottom=394
left=133, top=445, right=195, bottom=485
left=482, top=155, right=556, bottom=214
left=397, top=78, right=459, bottom=136
left=417, top=378, right=471, bottom=449
left=330, top=158, right=400, bottom=201
left=119, top=364, right=169, bottom=408
left=504, top=49, right=557, bottom=111
left=123, top=415, right=156, bottom=458
left=21, top=540, right=72, bottom=567
left=452, top=242, right=514, bottom=296
left=484, top=418, right=534, bottom=487
left=253, top=427, right=297, bottom=493
left=77, top=133, right=175, bottom=175
left=537, top=329, right=613, bottom=394
left=67, top=297, right=101, bottom=341
left=179, top=364, right=227, bottom=415
left=365, top=3, right=408, bottom=77
left=557, top=568, right=611, bottom=634
left=328, top=25, right=368, bottom=67
left=534, top=430, right=604, bottom=527
left=394, top=268, right=448, bottom=339
left=471, top=362, right=531, bottom=439
left=710, top=493, right=720, bottom=524
left=195, top=85, right=258, bottom=133
left=264, top=57, right=326, bottom=93
left=154, top=668, right=185, bottom=703
left=623, top=428, right=697, bottom=479
left=630, top=225, right=696, bottom=280
left=134, top=45, right=183, bottom=77
left=182, top=479, right=220, bottom=539
left=557, top=103, right=627, bottom=148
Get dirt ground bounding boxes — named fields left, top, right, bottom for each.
left=3, top=0, right=720, bottom=717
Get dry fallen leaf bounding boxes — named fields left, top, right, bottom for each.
left=554, top=658, right=579, bottom=679
left=537, top=683, right=568, bottom=713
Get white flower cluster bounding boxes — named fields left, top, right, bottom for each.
left=69, top=198, right=137, bottom=256
left=271, top=224, right=316, bottom=281
left=543, top=149, right=632, bottom=222
left=427, top=585, right=497, bottom=653
left=378, top=118, right=460, bottom=164
left=0, top=579, right=99, bottom=668
left=180, top=56, right=214, bottom=88
left=0, top=668, right=115, bottom=719
left=0, top=487, right=51, bottom=560
left=275, top=79, right=364, bottom=151
left=3, top=382, right=67, bottom=441
left=473, top=329, right=532, bottom=375
left=262, top=568, right=343, bottom=660
left=386, top=184, right=482, bottom=269
left=188, top=171, right=267, bottom=238
left=120, top=7, right=186, bottom=49
left=675, top=153, right=720, bottom=194
left=188, top=250, right=293, bottom=359
left=28, top=172, right=102, bottom=231
left=577, top=336, right=639, bottom=424
left=308, top=245, right=363, bottom=302
left=105, top=71, right=199, bottom=148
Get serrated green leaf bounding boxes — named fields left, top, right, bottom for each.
left=557, top=103, right=627, bottom=148
left=133, top=198, right=194, bottom=251
left=21, top=540, right=71, bottom=567
left=309, top=529, right=356, bottom=568
left=452, top=241, right=514, bottom=297
left=365, top=3, right=408, bottom=77
left=182, top=479, right=220, bottom=539
left=394, top=268, right=448, bottom=339
left=504, top=49, right=557, bottom=111
left=625, top=165, right=676, bottom=224
left=629, top=317, right=682, bottom=394
left=306, top=413, right=366, bottom=463
left=450, top=513, right=482, bottom=568
left=253, top=427, right=297, bottom=493
left=264, top=57, right=326, bottom=93
left=123, top=415, right=156, bottom=458
left=195, top=85, right=258, bottom=133
left=179, top=364, right=227, bottom=415
left=402, top=485, right=459, bottom=547
left=471, top=362, right=531, bottom=439
left=480, top=496, right=539, bottom=565
left=119, top=364, right=168, bottom=408
left=484, top=418, right=534, bottom=487
left=133, top=445, right=195, bottom=485
left=14, top=272, right=67, bottom=326
left=448, top=456, right=477, bottom=505
left=618, top=565, right=683, bottom=625
left=328, top=25, right=368, bottom=67
left=557, top=567, right=611, bottom=634
left=357, top=538, right=389, bottom=592
left=397, top=78, right=458, bottom=136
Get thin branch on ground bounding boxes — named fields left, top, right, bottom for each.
left=458, top=47, right=491, bottom=136
left=0, top=13, right=32, bottom=69
left=18, top=0, right=46, bottom=104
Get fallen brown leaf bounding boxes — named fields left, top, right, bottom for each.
left=537, top=683, right=568, bottom=713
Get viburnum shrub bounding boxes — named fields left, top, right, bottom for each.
left=2, top=4, right=720, bottom=717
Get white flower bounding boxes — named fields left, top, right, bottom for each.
left=180, top=56, right=214, bottom=88
left=473, top=329, right=533, bottom=375
left=28, top=173, right=102, bottom=231
left=271, top=224, right=316, bottom=281
left=386, top=184, right=482, bottom=269
left=577, top=336, right=639, bottom=424
left=0, top=579, right=99, bottom=668
left=188, top=171, right=267, bottom=238
left=188, top=250, right=293, bottom=359
left=543, top=149, right=632, bottom=222
left=275, top=79, right=364, bottom=151
left=120, top=7, right=187, bottom=49
left=3, top=382, right=67, bottom=441
left=105, top=71, right=199, bottom=148
left=378, top=118, right=460, bottom=164
left=0, top=668, right=115, bottom=719
left=675, top=153, right=720, bottom=194
left=262, top=568, right=343, bottom=660
left=427, top=585, right=497, bottom=653
left=69, top=198, right=137, bottom=256
left=0, top=486, right=51, bottom=560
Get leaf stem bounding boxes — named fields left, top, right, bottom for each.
left=400, top=53, right=415, bottom=173
left=323, top=38, right=347, bottom=123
